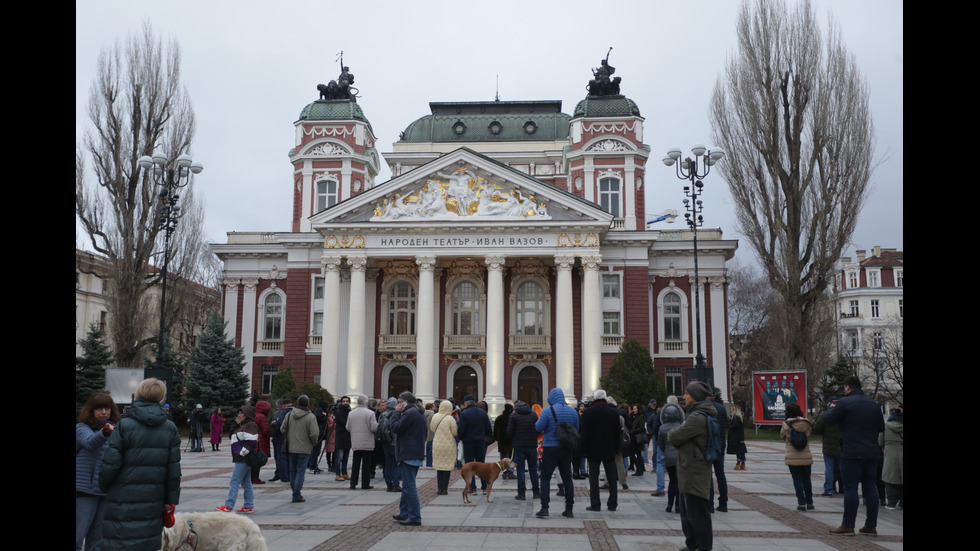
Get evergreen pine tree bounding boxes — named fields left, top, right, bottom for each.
left=270, top=365, right=297, bottom=402
left=817, top=356, right=855, bottom=410
left=184, top=314, right=249, bottom=412
left=76, top=323, right=114, bottom=416
left=600, top=339, right=667, bottom=406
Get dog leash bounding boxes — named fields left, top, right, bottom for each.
left=174, top=518, right=198, bottom=550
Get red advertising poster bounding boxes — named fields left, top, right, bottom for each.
left=751, top=371, right=807, bottom=425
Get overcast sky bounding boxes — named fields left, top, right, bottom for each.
left=76, top=0, right=903, bottom=267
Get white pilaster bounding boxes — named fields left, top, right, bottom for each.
left=416, top=256, right=437, bottom=403
left=554, top=255, right=575, bottom=402
left=320, top=255, right=343, bottom=394
left=222, top=278, right=240, bottom=340
left=485, top=255, right=506, bottom=416
left=582, top=255, right=603, bottom=397
left=240, top=278, right=258, bottom=386
left=624, top=157, right=637, bottom=230
left=708, top=276, right=729, bottom=397
left=346, top=256, right=368, bottom=397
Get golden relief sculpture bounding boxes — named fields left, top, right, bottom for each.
left=324, top=235, right=365, bottom=249
left=371, top=166, right=550, bottom=221
left=557, top=233, right=599, bottom=247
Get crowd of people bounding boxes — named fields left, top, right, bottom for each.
left=77, top=377, right=901, bottom=551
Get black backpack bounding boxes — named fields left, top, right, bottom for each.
left=788, top=422, right=808, bottom=451
left=690, top=410, right=725, bottom=463
left=550, top=407, right=581, bottom=453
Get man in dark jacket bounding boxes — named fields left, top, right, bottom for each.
left=457, top=395, right=492, bottom=492
left=580, top=390, right=621, bottom=512
left=390, top=391, right=426, bottom=526
left=270, top=398, right=293, bottom=483
left=710, top=393, right=729, bottom=512
left=493, top=403, right=515, bottom=479
left=823, top=376, right=885, bottom=537
left=507, top=400, right=540, bottom=500
left=645, top=399, right=666, bottom=496
left=333, top=396, right=352, bottom=480
left=814, top=397, right=842, bottom=496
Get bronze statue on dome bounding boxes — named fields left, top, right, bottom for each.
left=587, top=47, right=622, bottom=97
left=317, top=51, right=358, bottom=102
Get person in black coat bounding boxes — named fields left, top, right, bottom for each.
left=579, top=390, right=622, bottom=512
left=332, top=396, right=352, bottom=479
left=507, top=400, right=540, bottom=499
left=727, top=403, right=747, bottom=470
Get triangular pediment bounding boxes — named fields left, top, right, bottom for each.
left=310, top=148, right=613, bottom=229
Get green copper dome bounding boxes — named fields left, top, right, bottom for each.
left=572, top=96, right=641, bottom=118
left=298, top=100, right=373, bottom=133
left=399, top=101, right=570, bottom=143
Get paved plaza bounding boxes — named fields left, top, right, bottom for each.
left=177, top=441, right=902, bottom=551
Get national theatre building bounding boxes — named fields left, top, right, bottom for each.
left=213, top=60, right=737, bottom=413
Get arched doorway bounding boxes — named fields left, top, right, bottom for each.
left=387, top=365, right=413, bottom=398
left=453, top=365, right=478, bottom=403
left=517, top=365, right=543, bottom=406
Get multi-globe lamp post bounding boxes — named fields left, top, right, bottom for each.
left=138, top=152, right=203, bottom=399
left=662, top=145, right=724, bottom=386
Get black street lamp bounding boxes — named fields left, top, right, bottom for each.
left=663, top=144, right=724, bottom=386
left=138, top=152, right=203, bottom=401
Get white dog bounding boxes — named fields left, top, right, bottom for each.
left=161, top=512, right=268, bottom=551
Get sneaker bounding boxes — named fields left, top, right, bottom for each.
left=806, top=504, right=815, bottom=511
left=561, top=510, right=574, bottom=518
left=717, top=503, right=728, bottom=512
left=236, top=507, right=254, bottom=514
left=829, top=525, right=855, bottom=536
left=292, top=496, right=306, bottom=503
left=650, top=490, right=665, bottom=496
left=820, top=492, right=833, bottom=497
left=215, top=505, right=233, bottom=512
left=515, top=494, right=526, bottom=500
left=532, top=491, right=541, bottom=499
left=859, top=526, right=878, bottom=537
left=342, top=474, right=351, bottom=480
left=535, top=508, right=549, bottom=518
left=336, top=475, right=346, bottom=482
left=621, top=484, right=629, bottom=490
left=796, top=505, right=807, bottom=512
left=586, top=506, right=601, bottom=512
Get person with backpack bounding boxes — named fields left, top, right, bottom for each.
left=668, top=381, right=717, bottom=551
left=780, top=402, right=815, bottom=511
left=378, top=397, right=402, bottom=492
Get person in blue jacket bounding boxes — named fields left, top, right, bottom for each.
left=76, top=393, right=119, bottom=551
left=534, top=387, right=579, bottom=518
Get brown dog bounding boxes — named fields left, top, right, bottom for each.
left=461, top=457, right=513, bottom=503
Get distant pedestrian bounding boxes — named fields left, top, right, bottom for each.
left=781, top=402, right=815, bottom=511
left=431, top=399, right=458, bottom=495
left=580, top=389, right=621, bottom=513
left=333, top=396, right=352, bottom=480
left=727, top=403, right=747, bottom=470
left=668, top=381, right=715, bottom=551
left=814, top=397, right=842, bottom=496
left=346, top=395, right=378, bottom=490
left=880, top=405, right=903, bottom=509
left=823, top=375, right=885, bottom=537
left=390, top=391, right=426, bottom=526
left=281, top=395, right=320, bottom=502
left=216, top=405, right=259, bottom=514
left=657, top=395, right=685, bottom=513
left=534, top=387, right=579, bottom=519
left=210, top=407, right=225, bottom=451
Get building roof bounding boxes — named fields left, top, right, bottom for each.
left=860, top=249, right=903, bottom=268
left=298, top=99, right=373, bottom=133
left=572, top=96, right=641, bottom=118
left=398, top=100, right=571, bottom=143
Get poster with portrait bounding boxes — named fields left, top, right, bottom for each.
left=752, top=371, right=807, bottom=424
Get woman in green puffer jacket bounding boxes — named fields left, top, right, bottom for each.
left=99, top=379, right=181, bottom=551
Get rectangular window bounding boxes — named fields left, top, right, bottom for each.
left=312, top=312, right=323, bottom=335
left=599, top=177, right=621, bottom=218
left=261, top=365, right=277, bottom=395
left=849, top=300, right=860, bottom=317
left=314, top=277, right=324, bottom=299
left=602, top=275, right=620, bottom=298
left=868, top=270, right=880, bottom=288
left=316, top=180, right=338, bottom=212
left=899, top=299, right=903, bottom=318
left=603, top=312, right=620, bottom=335
left=896, top=270, right=903, bottom=287
left=666, top=367, right=683, bottom=397
left=873, top=331, right=883, bottom=350
left=848, top=272, right=858, bottom=288
left=871, top=299, right=880, bottom=318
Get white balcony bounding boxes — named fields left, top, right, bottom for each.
left=378, top=334, right=417, bottom=353
left=257, top=340, right=283, bottom=354
left=601, top=335, right=624, bottom=351
left=658, top=340, right=688, bottom=355
left=443, top=334, right=486, bottom=353
left=509, top=334, right=552, bottom=353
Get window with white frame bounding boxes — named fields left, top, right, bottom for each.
left=602, top=274, right=622, bottom=336
left=312, top=312, right=323, bottom=335
left=261, top=365, right=278, bottom=395
left=388, top=281, right=416, bottom=335
left=868, top=269, right=880, bottom=288
left=895, top=270, right=903, bottom=287
left=603, top=312, right=621, bottom=335
left=849, top=300, right=860, bottom=317
left=515, top=281, right=545, bottom=335
left=263, top=293, right=283, bottom=340
left=314, top=277, right=324, bottom=299
left=666, top=367, right=683, bottom=396
left=870, top=299, right=880, bottom=318
left=848, top=330, right=859, bottom=352
left=603, top=274, right=620, bottom=298
left=452, top=281, right=481, bottom=335
left=316, top=178, right=338, bottom=212
left=664, top=292, right=682, bottom=340
left=598, top=177, right=621, bottom=218
left=873, top=331, right=883, bottom=350
left=848, top=272, right=858, bottom=288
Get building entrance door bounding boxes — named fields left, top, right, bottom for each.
left=387, top=365, right=413, bottom=398
left=453, top=365, right=478, bottom=403
left=517, top=365, right=543, bottom=406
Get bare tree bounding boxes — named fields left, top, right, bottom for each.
left=854, top=322, right=903, bottom=406
left=76, top=22, right=206, bottom=367
left=711, top=0, right=875, bottom=377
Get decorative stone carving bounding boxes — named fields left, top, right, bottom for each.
left=581, top=255, right=602, bottom=271
left=510, top=261, right=550, bottom=278
left=587, top=139, right=628, bottom=152
left=309, top=142, right=349, bottom=156
left=347, top=256, right=368, bottom=272
left=557, top=233, right=600, bottom=247
left=554, top=254, right=575, bottom=271
left=371, top=166, right=549, bottom=221
left=324, top=235, right=364, bottom=249
left=416, top=255, right=437, bottom=272
left=485, top=255, right=506, bottom=271
left=223, top=278, right=241, bottom=293
left=321, top=256, right=344, bottom=273
left=574, top=176, right=583, bottom=191
left=241, top=278, right=259, bottom=292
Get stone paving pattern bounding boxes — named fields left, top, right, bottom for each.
left=177, top=441, right=902, bottom=551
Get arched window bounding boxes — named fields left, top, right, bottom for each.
left=452, top=281, right=480, bottom=335
left=516, top=281, right=544, bottom=335
left=599, top=177, right=621, bottom=218
left=663, top=292, right=682, bottom=341
left=388, top=281, right=416, bottom=335
left=316, top=179, right=338, bottom=212
left=263, top=293, right=283, bottom=340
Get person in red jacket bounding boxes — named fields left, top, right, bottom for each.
left=252, top=400, right=272, bottom=484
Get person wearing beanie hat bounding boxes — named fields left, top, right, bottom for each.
left=187, top=403, right=208, bottom=453
left=668, top=382, right=717, bottom=551
left=814, top=396, right=842, bottom=497
left=281, top=395, right=320, bottom=502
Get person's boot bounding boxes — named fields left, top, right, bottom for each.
left=535, top=507, right=549, bottom=518
left=557, top=483, right=565, bottom=497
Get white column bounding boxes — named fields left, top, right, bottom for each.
left=320, top=255, right=343, bottom=394
left=485, top=255, right=506, bottom=416
left=554, top=255, right=575, bottom=402
left=415, top=256, right=437, bottom=404
left=346, top=256, right=368, bottom=397
left=240, top=278, right=259, bottom=385
left=582, top=255, right=603, bottom=397
left=708, top=276, right=729, bottom=398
